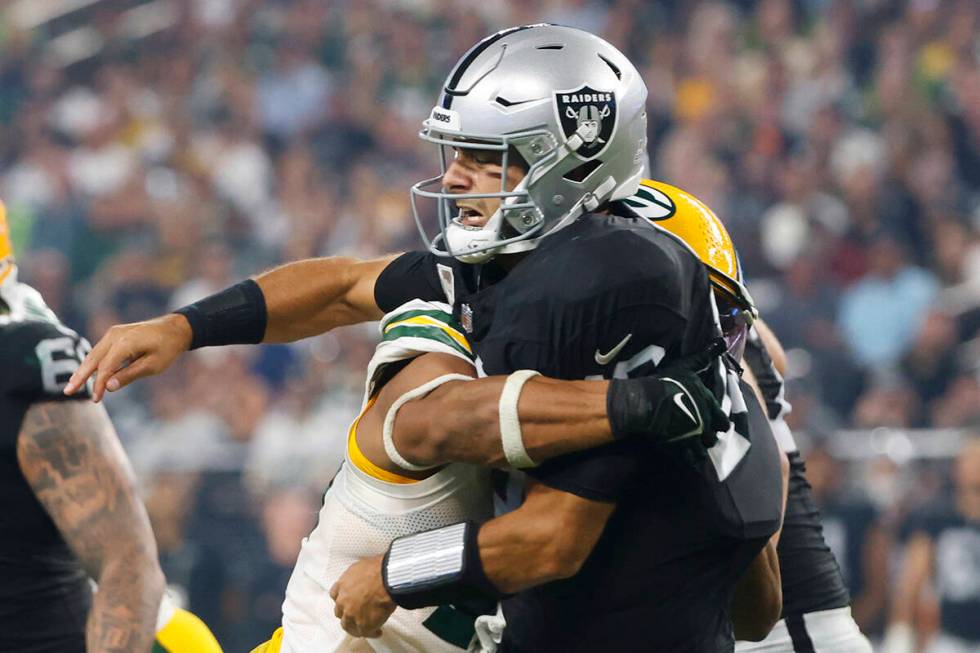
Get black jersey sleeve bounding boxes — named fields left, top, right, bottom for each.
left=374, top=251, right=447, bottom=312
left=0, top=320, right=94, bottom=403
left=743, top=327, right=790, bottom=421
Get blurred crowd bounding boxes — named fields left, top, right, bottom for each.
left=1, top=0, right=978, bottom=648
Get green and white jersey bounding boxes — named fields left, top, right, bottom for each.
left=363, top=299, right=475, bottom=408
left=280, top=301, right=492, bottom=652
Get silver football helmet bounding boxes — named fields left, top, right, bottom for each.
left=411, top=24, right=648, bottom=263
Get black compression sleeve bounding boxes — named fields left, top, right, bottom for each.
left=173, top=279, right=267, bottom=350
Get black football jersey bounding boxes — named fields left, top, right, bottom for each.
left=743, top=329, right=851, bottom=616
left=376, top=208, right=784, bottom=652
left=0, top=318, right=93, bottom=652
left=903, top=501, right=980, bottom=642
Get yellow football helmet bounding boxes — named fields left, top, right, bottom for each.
left=626, top=179, right=756, bottom=357
left=0, top=199, right=14, bottom=286
left=626, top=179, right=756, bottom=316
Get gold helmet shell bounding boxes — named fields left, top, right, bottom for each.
left=626, top=179, right=756, bottom=319
left=0, top=200, right=14, bottom=286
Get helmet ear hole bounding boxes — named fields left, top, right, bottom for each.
left=563, top=159, right=602, bottom=182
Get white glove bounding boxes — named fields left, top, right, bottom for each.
left=470, top=605, right=506, bottom=653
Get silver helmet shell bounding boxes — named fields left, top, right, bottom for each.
left=411, top=24, right=648, bottom=263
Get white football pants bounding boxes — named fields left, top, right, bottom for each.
left=735, top=607, right=873, bottom=653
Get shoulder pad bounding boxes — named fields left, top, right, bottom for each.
left=0, top=320, right=92, bottom=400
left=362, top=300, right=474, bottom=405
left=378, top=299, right=473, bottom=361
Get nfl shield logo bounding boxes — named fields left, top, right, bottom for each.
left=461, top=303, right=474, bottom=333
left=555, top=85, right=617, bottom=160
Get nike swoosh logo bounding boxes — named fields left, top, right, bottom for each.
left=595, top=333, right=632, bottom=366
left=672, top=391, right=698, bottom=427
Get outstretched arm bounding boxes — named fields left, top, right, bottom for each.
left=259, top=255, right=394, bottom=342
left=17, top=400, right=165, bottom=653
left=65, top=254, right=394, bottom=401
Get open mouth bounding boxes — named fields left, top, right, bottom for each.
left=456, top=207, right=484, bottom=226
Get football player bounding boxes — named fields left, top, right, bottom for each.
left=0, top=201, right=222, bottom=652
left=68, top=25, right=785, bottom=652
left=248, top=297, right=737, bottom=652
left=631, top=179, right=873, bottom=652
left=882, top=439, right=980, bottom=653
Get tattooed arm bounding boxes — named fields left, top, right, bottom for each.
left=16, top=400, right=165, bottom=653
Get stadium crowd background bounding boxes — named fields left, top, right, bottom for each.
left=1, top=0, right=978, bottom=649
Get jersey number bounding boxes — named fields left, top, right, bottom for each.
left=35, top=336, right=91, bottom=394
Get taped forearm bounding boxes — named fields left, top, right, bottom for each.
left=393, top=376, right=611, bottom=468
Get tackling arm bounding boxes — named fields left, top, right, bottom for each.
left=388, top=373, right=612, bottom=468
left=17, top=400, right=165, bottom=653
left=476, top=480, right=613, bottom=592
left=330, top=482, right=614, bottom=637
left=388, top=345, right=729, bottom=470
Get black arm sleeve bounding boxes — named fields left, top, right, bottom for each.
left=374, top=251, right=446, bottom=312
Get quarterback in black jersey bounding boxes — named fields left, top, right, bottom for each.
left=0, top=203, right=222, bottom=653
left=632, top=179, right=871, bottom=653
left=70, top=25, right=784, bottom=653
left=363, top=207, right=785, bottom=652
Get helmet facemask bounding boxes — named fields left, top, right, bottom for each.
left=411, top=120, right=605, bottom=263
left=711, top=267, right=758, bottom=363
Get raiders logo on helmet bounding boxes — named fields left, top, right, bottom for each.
left=555, top=86, right=617, bottom=159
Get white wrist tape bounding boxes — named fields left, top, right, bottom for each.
left=498, top=370, right=541, bottom=469
left=383, top=373, right=473, bottom=472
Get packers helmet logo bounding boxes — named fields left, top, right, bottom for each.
left=625, top=184, right=676, bottom=220
left=555, top=86, right=617, bottom=160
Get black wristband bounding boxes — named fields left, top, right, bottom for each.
left=173, top=279, right=267, bottom=350
left=607, top=377, right=666, bottom=440
left=382, top=521, right=505, bottom=610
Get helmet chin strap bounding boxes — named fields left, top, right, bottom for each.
left=494, top=174, right=618, bottom=256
